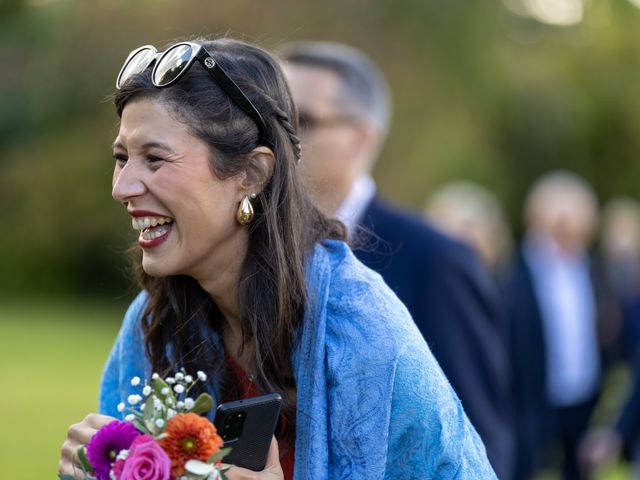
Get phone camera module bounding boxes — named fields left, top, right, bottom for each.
left=222, top=410, right=246, bottom=441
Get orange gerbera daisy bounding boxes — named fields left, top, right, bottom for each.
left=159, top=413, right=224, bottom=476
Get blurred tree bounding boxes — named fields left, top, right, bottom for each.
left=0, top=0, right=639, bottom=296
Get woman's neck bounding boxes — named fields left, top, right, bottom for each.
left=192, top=230, right=248, bottom=344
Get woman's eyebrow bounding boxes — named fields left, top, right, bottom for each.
left=111, top=140, right=177, bottom=155
left=140, top=141, right=177, bottom=155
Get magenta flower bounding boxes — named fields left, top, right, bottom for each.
left=86, top=420, right=141, bottom=480
left=119, top=435, right=172, bottom=480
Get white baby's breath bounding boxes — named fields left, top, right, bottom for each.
left=197, top=371, right=207, bottom=381
left=125, top=414, right=135, bottom=422
left=161, top=387, right=170, bottom=396
left=176, top=401, right=185, bottom=409
left=130, top=376, right=141, bottom=387
left=175, top=372, right=184, bottom=381
left=166, top=377, right=175, bottom=384
left=117, top=402, right=125, bottom=413
left=152, top=373, right=159, bottom=380
left=127, top=394, right=142, bottom=405
left=155, top=419, right=165, bottom=428
left=174, top=384, right=185, bottom=394
left=184, top=397, right=195, bottom=410
left=184, top=375, right=193, bottom=383
left=142, top=385, right=152, bottom=396
left=167, top=408, right=177, bottom=419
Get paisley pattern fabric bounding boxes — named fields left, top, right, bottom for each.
left=99, top=240, right=496, bottom=479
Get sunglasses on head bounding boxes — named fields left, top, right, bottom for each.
left=116, top=41, right=270, bottom=147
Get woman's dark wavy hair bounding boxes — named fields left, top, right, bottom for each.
left=113, top=38, right=346, bottom=445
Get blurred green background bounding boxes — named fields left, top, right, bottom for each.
left=1, top=0, right=639, bottom=477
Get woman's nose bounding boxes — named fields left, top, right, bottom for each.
left=112, top=161, right=147, bottom=204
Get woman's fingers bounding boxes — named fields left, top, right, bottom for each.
left=222, top=437, right=284, bottom=479
left=59, top=413, right=117, bottom=477
left=66, top=422, right=98, bottom=444
left=84, top=413, right=117, bottom=429
left=264, top=436, right=283, bottom=474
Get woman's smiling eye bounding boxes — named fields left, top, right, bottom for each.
left=113, top=153, right=128, bottom=165
left=146, top=154, right=165, bottom=163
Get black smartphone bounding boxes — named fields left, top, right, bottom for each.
left=214, top=392, right=283, bottom=471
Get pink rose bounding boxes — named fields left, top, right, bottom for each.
left=119, top=435, right=172, bottom=480
left=112, top=458, right=125, bottom=480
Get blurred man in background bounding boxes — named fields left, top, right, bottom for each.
left=425, top=180, right=512, bottom=272
left=580, top=196, right=640, bottom=477
left=280, top=41, right=514, bottom=479
left=501, top=171, right=619, bottom=480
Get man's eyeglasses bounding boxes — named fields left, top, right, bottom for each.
left=116, top=42, right=270, bottom=147
left=297, top=110, right=361, bottom=132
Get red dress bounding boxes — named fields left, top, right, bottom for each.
left=225, top=354, right=295, bottom=480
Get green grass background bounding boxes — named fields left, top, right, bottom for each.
left=0, top=298, right=123, bottom=479
left=0, top=298, right=634, bottom=479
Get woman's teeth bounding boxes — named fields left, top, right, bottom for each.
left=131, top=216, right=174, bottom=231
left=141, top=224, right=171, bottom=240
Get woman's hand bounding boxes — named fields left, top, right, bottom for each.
left=59, top=413, right=117, bottom=479
left=223, top=436, right=284, bottom=479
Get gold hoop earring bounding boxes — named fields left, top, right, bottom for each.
left=236, top=193, right=256, bottom=225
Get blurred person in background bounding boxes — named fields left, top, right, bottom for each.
left=580, top=350, right=640, bottom=479
left=579, top=196, right=640, bottom=478
left=280, top=41, right=514, bottom=479
left=424, top=180, right=512, bottom=272
left=600, top=197, right=640, bottom=359
left=501, top=170, right=618, bottom=480
left=601, top=197, right=640, bottom=300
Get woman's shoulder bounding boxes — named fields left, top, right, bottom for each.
left=126, top=290, right=149, bottom=317
left=312, top=239, right=425, bottom=356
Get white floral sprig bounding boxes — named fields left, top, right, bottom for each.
left=121, top=369, right=213, bottom=439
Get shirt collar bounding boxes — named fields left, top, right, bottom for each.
left=335, top=174, right=377, bottom=235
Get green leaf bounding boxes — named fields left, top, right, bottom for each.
left=142, top=394, right=156, bottom=424
left=152, top=377, right=171, bottom=397
left=131, top=416, right=152, bottom=435
left=190, top=392, right=213, bottom=414
left=152, top=376, right=177, bottom=407
left=145, top=418, right=161, bottom=436
left=208, top=446, right=232, bottom=463
left=77, top=446, right=94, bottom=475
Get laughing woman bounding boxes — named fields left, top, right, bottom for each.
left=59, top=38, right=496, bottom=479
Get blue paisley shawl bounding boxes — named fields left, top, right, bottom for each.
left=99, top=240, right=496, bottom=479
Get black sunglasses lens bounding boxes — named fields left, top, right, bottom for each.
left=118, top=49, right=156, bottom=89
left=154, top=44, right=193, bottom=86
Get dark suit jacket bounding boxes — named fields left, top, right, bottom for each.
left=499, top=251, right=549, bottom=478
left=616, top=346, right=640, bottom=457
left=500, top=248, right=616, bottom=478
left=353, top=195, right=514, bottom=479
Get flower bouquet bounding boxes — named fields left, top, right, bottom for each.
left=59, top=371, right=231, bottom=480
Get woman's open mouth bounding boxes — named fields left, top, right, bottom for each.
left=131, top=215, right=174, bottom=248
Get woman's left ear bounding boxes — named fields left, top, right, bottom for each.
left=239, top=146, right=276, bottom=195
